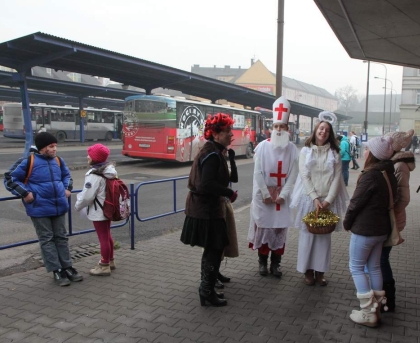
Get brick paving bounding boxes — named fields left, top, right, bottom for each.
left=0, top=163, right=419, bottom=343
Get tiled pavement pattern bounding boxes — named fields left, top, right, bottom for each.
left=0, top=165, right=419, bottom=343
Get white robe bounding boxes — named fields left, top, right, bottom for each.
left=248, top=140, right=299, bottom=250
left=290, top=144, right=349, bottom=273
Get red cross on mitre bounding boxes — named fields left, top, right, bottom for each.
left=274, top=103, right=288, bottom=121
left=272, top=96, right=290, bottom=124
left=269, top=161, right=287, bottom=211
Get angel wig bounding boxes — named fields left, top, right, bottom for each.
left=204, top=113, right=234, bottom=140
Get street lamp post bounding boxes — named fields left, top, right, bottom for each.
left=368, top=62, right=388, bottom=134
left=363, top=61, right=370, bottom=136
left=376, top=77, right=393, bottom=133
left=388, top=88, right=398, bottom=132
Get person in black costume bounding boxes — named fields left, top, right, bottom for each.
left=180, top=113, right=238, bottom=307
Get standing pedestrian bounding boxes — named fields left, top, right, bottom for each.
left=248, top=96, right=299, bottom=278
left=291, top=112, right=349, bottom=286
left=217, top=147, right=239, bottom=288
left=180, top=113, right=237, bottom=307
left=349, top=131, right=360, bottom=170
left=381, top=129, right=416, bottom=311
left=337, top=133, right=352, bottom=186
left=4, top=132, right=83, bottom=286
left=344, top=135, right=397, bottom=327
left=411, top=133, right=418, bottom=153
left=74, top=144, right=117, bottom=276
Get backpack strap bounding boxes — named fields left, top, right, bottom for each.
left=24, top=154, right=61, bottom=184
left=24, top=154, right=34, bottom=184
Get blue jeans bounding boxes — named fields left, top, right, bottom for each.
left=349, top=233, right=387, bottom=293
left=31, top=215, right=72, bottom=273
left=380, top=246, right=393, bottom=283
left=342, top=160, right=350, bottom=186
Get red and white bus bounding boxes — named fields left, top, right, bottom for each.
left=122, top=95, right=265, bottom=162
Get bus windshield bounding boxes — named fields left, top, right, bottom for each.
left=124, top=96, right=176, bottom=125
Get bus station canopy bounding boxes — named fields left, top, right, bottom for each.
left=0, top=69, right=137, bottom=109
left=0, top=86, right=125, bottom=110
left=314, top=0, right=420, bottom=69
left=0, top=32, right=351, bottom=122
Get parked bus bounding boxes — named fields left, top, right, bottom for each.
left=122, top=94, right=265, bottom=162
left=2, top=103, right=123, bottom=142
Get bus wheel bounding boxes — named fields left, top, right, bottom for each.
left=56, top=131, right=66, bottom=143
left=105, top=131, right=113, bottom=141
left=246, top=144, right=254, bottom=159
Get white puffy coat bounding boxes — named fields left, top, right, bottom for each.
left=74, top=164, right=117, bottom=221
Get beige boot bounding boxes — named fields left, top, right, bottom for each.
left=89, top=263, right=111, bottom=276
left=373, top=290, right=388, bottom=322
left=110, top=259, right=116, bottom=270
left=349, top=290, right=379, bottom=327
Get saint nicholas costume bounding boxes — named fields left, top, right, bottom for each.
left=247, top=96, right=299, bottom=277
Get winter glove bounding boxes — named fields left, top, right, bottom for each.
left=229, top=190, right=238, bottom=203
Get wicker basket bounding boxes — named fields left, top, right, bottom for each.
left=302, top=209, right=339, bottom=235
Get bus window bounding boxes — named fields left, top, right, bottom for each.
left=87, top=111, right=101, bottom=123
left=102, top=112, right=114, bottom=123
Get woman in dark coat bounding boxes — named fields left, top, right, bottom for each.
left=344, top=136, right=398, bottom=327
left=180, top=113, right=237, bottom=307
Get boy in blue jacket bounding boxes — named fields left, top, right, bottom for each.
left=4, top=132, right=83, bottom=286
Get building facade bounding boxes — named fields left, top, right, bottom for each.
left=400, top=67, right=420, bottom=134
left=191, top=60, right=338, bottom=132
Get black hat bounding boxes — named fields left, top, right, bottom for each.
left=35, top=132, right=58, bottom=151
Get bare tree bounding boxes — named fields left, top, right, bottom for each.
left=335, top=85, right=359, bottom=115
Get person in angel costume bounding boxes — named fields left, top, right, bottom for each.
left=248, top=96, right=299, bottom=277
left=290, top=112, right=349, bottom=286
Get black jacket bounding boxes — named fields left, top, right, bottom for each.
left=343, top=160, right=398, bottom=236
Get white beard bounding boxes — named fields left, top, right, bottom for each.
left=270, top=129, right=290, bottom=149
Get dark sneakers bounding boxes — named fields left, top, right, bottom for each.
left=53, top=270, right=71, bottom=287
left=64, top=267, right=83, bottom=282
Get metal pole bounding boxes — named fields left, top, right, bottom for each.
left=388, top=89, right=392, bottom=133
left=276, top=0, right=284, bottom=97
left=382, top=76, right=386, bottom=135
left=364, top=61, right=370, bottom=135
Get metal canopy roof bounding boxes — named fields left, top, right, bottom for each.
left=0, top=70, right=142, bottom=100
left=314, top=0, right=420, bottom=68
left=0, top=32, right=349, bottom=121
left=0, top=86, right=125, bottom=110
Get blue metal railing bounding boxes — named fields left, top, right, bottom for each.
left=0, top=176, right=188, bottom=251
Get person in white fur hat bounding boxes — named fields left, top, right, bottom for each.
left=380, top=129, right=416, bottom=311
left=247, top=96, right=299, bottom=278
left=344, top=135, right=398, bottom=327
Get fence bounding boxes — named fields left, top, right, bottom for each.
left=0, top=176, right=188, bottom=251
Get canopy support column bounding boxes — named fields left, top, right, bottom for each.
left=13, top=72, right=32, bottom=157
left=79, top=96, right=85, bottom=143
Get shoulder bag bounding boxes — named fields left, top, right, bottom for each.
left=382, top=171, right=403, bottom=247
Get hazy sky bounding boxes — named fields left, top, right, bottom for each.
left=0, top=0, right=403, bottom=98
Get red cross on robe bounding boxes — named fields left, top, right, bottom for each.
left=274, top=103, right=288, bottom=121
left=269, top=161, right=287, bottom=211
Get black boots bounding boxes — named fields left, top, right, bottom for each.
left=258, top=252, right=268, bottom=276
left=218, top=272, right=231, bottom=283
left=383, top=278, right=396, bottom=312
left=270, top=253, right=282, bottom=278
left=199, top=252, right=227, bottom=307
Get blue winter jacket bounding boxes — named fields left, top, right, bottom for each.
left=4, top=153, right=73, bottom=217
left=339, top=136, right=352, bottom=161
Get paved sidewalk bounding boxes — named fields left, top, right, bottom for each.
left=0, top=164, right=419, bottom=343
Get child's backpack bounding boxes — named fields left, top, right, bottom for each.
left=95, top=177, right=130, bottom=221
